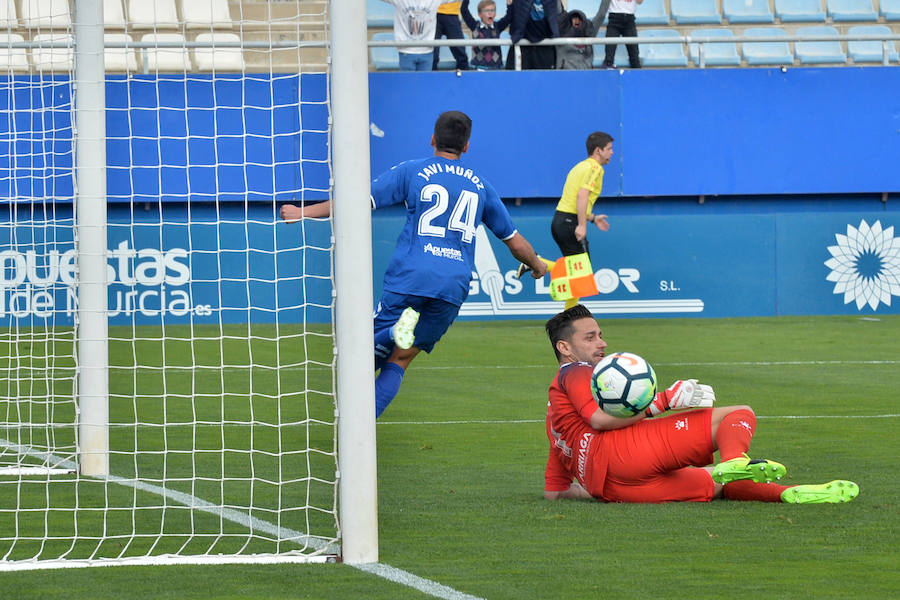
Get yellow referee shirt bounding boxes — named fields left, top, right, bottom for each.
left=555, top=157, right=605, bottom=216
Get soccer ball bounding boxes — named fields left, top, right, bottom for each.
left=590, top=352, right=658, bottom=418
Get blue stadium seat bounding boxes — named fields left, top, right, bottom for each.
left=638, top=29, right=688, bottom=66
left=671, top=0, right=723, bottom=23
left=880, top=0, right=900, bottom=19
left=370, top=32, right=400, bottom=70
left=689, top=28, right=741, bottom=65
left=367, top=0, right=394, bottom=28
left=847, top=24, right=900, bottom=62
left=723, top=0, right=774, bottom=22
left=636, top=0, right=670, bottom=24
left=774, top=0, right=826, bottom=21
left=794, top=25, right=847, bottom=64
left=741, top=27, right=794, bottom=65
left=593, top=32, right=631, bottom=68
left=827, top=0, right=878, bottom=21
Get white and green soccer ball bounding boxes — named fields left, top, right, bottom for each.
left=590, top=352, right=658, bottom=418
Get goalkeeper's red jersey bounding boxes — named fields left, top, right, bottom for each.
left=544, top=362, right=608, bottom=497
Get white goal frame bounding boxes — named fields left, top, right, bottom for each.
left=0, top=0, right=377, bottom=568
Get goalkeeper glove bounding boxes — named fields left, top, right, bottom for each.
left=644, top=379, right=716, bottom=417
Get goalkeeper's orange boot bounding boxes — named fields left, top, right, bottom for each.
left=712, top=453, right=786, bottom=484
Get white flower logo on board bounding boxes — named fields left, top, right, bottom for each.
left=824, top=220, right=900, bottom=311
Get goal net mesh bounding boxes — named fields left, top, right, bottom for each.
left=0, top=0, right=339, bottom=567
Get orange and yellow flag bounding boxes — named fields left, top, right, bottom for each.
left=549, top=253, right=599, bottom=301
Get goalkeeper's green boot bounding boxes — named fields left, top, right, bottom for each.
left=781, top=480, right=859, bottom=504
left=712, top=454, right=786, bottom=484
left=392, top=307, right=419, bottom=350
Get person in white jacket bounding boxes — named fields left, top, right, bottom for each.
left=382, top=0, right=455, bottom=70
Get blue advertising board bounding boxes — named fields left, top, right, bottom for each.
left=2, top=203, right=898, bottom=326
left=0, top=74, right=330, bottom=205
left=368, top=68, right=900, bottom=198
left=0, top=203, right=333, bottom=327
left=372, top=206, right=900, bottom=319
left=2, top=70, right=898, bottom=203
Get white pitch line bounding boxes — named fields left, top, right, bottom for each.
left=412, top=359, right=900, bottom=370
left=121, top=359, right=900, bottom=375
left=0, top=438, right=485, bottom=600
left=353, top=563, right=484, bottom=600
left=378, top=414, right=900, bottom=425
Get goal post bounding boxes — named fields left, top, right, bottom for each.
left=330, top=0, right=379, bottom=565
left=0, top=0, right=376, bottom=569
left=73, top=0, right=110, bottom=479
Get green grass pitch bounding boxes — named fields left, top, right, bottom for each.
left=2, top=315, right=899, bottom=599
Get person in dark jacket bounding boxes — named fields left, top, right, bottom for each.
left=556, top=1, right=608, bottom=69
left=505, top=0, right=559, bottom=69
left=461, top=0, right=513, bottom=69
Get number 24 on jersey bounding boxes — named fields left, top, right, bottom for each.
left=417, top=184, right=480, bottom=244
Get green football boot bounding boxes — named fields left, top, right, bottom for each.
left=712, top=453, right=786, bottom=484
left=781, top=480, right=859, bottom=504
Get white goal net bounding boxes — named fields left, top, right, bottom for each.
left=0, top=0, right=361, bottom=568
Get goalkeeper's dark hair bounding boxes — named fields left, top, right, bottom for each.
left=545, top=304, right=595, bottom=361
left=433, top=110, right=472, bottom=155
left=586, top=131, right=613, bottom=156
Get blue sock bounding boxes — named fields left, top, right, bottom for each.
left=375, top=362, right=405, bottom=418
left=373, top=327, right=395, bottom=372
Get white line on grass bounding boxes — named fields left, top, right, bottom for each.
left=378, top=414, right=900, bottom=425
left=412, top=360, right=900, bottom=370
left=209, top=359, right=900, bottom=373
left=0, top=438, right=485, bottom=600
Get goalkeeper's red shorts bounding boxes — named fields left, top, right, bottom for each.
left=598, top=408, right=717, bottom=503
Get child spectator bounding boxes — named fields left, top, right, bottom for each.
left=601, top=0, right=643, bottom=69
left=433, top=2, right=470, bottom=70
left=460, top=0, right=513, bottom=70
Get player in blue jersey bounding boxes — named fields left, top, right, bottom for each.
left=281, top=111, right=547, bottom=417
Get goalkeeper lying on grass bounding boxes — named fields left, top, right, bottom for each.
left=542, top=305, right=859, bottom=504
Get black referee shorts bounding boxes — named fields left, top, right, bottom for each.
left=551, top=210, right=590, bottom=257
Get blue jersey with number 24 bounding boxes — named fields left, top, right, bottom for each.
left=372, top=156, right=516, bottom=306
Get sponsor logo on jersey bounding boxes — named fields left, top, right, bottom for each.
left=423, top=243, right=463, bottom=262
left=577, top=432, right=592, bottom=481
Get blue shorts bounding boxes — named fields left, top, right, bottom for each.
left=373, top=291, right=461, bottom=353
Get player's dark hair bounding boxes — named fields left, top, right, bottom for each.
left=545, top=304, right=595, bottom=361
left=586, top=131, right=613, bottom=156
left=433, top=111, right=472, bottom=155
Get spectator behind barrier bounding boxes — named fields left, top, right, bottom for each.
left=557, top=0, right=610, bottom=69
left=461, top=0, right=513, bottom=69
left=381, top=0, right=448, bottom=71
left=507, top=0, right=560, bottom=69
left=601, top=0, right=643, bottom=69
left=433, top=1, right=471, bottom=70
